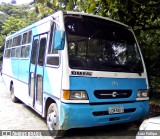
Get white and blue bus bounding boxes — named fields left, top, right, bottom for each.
left=2, top=11, right=149, bottom=136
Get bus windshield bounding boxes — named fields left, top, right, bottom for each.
left=65, top=15, right=144, bottom=73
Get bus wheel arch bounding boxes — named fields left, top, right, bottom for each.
left=10, top=81, right=18, bottom=103
left=45, top=97, right=56, bottom=118
left=45, top=98, right=66, bottom=137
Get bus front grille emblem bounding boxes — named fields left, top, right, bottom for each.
left=112, top=91, right=118, bottom=97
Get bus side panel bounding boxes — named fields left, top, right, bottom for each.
left=13, top=79, right=29, bottom=104
left=2, top=59, right=13, bottom=77
left=2, top=58, right=19, bottom=90
left=32, top=21, right=51, bottom=36
left=43, top=67, right=62, bottom=99
left=11, top=59, right=19, bottom=79
left=2, top=73, right=29, bottom=104
left=18, top=59, right=30, bottom=84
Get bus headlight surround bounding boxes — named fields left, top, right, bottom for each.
left=136, top=90, right=149, bottom=100
left=70, top=91, right=88, bottom=100
left=62, top=90, right=88, bottom=100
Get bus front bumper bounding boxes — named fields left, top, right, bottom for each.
left=59, top=101, right=149, bottom=130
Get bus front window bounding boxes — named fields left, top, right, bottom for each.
left=65, top=15, right=143, bottom=73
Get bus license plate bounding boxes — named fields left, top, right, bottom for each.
left=108, top=106, right=124, bottom=114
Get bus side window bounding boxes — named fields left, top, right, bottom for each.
left=11, top=48, right=16, bottom=57
left=4, top=49, right=11, bottom=58
left=38, top=38, right=46, bottom=66
left=6, top=39, right=12, bottom=48
left=15, top=47, right=21, bottom=58
left=46, top=22, right=59, bottom=66
left=31, top=39, right=39, bottom=64
left=22, top=33, right=27, bottom=45
left=21, top=45, right=30, bottom=58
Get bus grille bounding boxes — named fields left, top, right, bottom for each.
left=94, top=90, right=132, bottom=99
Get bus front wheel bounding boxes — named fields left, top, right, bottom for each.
left=10, top=85, right=19, bottom=103
left=46, top=103, right=66, bottom=137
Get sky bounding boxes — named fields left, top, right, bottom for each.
left=0, top=0, right=34, bottom=4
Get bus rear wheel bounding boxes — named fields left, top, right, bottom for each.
left=10, top=85, right=19, bottom=103
left=46, top=103, right=66, bottom=137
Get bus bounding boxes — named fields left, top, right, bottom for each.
left=2, top=11, right=149, bottom=136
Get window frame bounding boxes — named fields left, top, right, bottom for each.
left=46, top=22, right=60, bottom=67
left=20, top=30, right=32, bottom=60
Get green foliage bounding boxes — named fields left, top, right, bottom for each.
left=0, top=12, right=7, bottom=22
left=0, top=34, right=5, bottom=61
left=2, top=17, right=28, bottom=34
left=0, top=4, right=39, bottom=35
left=139, top=29, right=160, bottom=91
left=0, top=4, right=30, bottom=19
left=0, top=3, right=38, bottom=63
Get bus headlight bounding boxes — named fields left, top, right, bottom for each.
left=70, top=91, right=88, bottom=100
left=136, top=90, right=149, bottom=100
left=62, top=90, right=88, bottom=100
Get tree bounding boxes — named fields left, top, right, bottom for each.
left=2, top=17, right=28, bottom=35
left=0, top=4, right=29, bottom=18
left=0, top=3, right=38, bottom=63
left=0, top=34, right=5, bottom=62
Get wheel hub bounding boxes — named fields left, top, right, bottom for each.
left=47, top=110, right=57, bottom=129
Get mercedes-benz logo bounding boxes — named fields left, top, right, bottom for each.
left=112, top=81, right=118, bottom=86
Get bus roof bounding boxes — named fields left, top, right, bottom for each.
left=64, top=11, right=130, bottom=28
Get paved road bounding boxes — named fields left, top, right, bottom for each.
left=0, top=75, right=140, bottom=139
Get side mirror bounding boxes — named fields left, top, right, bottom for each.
left=54, top=30, right=65, bottom=50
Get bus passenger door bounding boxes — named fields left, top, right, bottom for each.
left=29, top=34, right=47, bottom=114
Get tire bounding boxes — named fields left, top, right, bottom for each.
left=10, top=85, right=19, bottom=103
left=46, top=103, right=66, bottom=137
